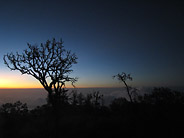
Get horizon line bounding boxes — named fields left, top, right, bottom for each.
left=0, top=86, right=128, bottom=89
left=0, top=86, right=183, bottom=90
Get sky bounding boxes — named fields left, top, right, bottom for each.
left=0, top=0, right=184, bottom=88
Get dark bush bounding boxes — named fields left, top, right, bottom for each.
left=0, top=101, right=28, bottom=115
left=138, top=87, right=184, bottom=104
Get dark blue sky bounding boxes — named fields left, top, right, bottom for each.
left=0, top=0, right=184, bottom=88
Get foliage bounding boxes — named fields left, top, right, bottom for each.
left=138, top=87, right=184, bottom=104
left=69, top=90, right=104, bottom=107
left=0, top=88, right=184, bottom=138
left=110, top=97, right=129, bottom=110
left=0, top=101, right=28, bottom=115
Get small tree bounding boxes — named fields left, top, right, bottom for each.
left=4, top=38, right=78, bottom=106
left=113, top=72, right=133, bottom=103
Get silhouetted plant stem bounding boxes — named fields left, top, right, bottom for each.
left=113, top=72, right=133, bottom=103
left=123, top=81, right=133, bottom=103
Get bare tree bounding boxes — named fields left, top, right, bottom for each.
left=4, top=38, right=78, bottom=106
left=113, top=72, right=133, bottom=103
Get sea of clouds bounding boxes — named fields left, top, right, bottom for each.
left=0, top=87, right=183, bottom=109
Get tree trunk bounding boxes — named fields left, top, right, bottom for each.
left=123, top=81, right=133, bottom=103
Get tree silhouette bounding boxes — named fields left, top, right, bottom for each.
left=4, top=38, right=78, bottom=106
left=113, top=72, right=133, bottom=103
left=0, top=101, right=28, bottom=115
left=139, top=87, right=184, bottom=104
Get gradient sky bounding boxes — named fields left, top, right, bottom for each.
left=0, top=0, right=184, bottom=88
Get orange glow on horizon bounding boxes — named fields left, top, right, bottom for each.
left=0, top=75, right=92, bottom=89
left=0, top=73, right=119, bottom=89
left=0, top=78, right=115, bottom=89
left=0, top=74, right=42, bottom=89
